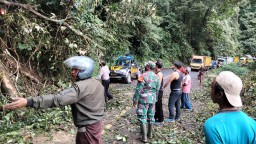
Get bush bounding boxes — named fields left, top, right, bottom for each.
left=212, top=63, right=249, bottom=76
left=208, top=63, right=255, bottom=118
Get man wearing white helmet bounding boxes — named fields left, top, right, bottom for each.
left=3, top=56, right=105, bottom=144
left=204, top=71, right=256, bottom=144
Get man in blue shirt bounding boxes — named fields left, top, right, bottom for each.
left=204, top=71, right=256, bottom=144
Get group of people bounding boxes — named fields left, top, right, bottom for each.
left=133, top=60, right=256, bottom=143
left=132, top=61, right=192, bottom=142
left=1, top=56, right=256, bottom=144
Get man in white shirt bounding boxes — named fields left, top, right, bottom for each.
left=98, top=61, right=113, bottom=101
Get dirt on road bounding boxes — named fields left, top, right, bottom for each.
left=33, top=71, right=210, bottom=144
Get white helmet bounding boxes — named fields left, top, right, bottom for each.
left=63, top=56, right=94, bottom=79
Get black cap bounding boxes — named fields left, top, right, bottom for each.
left=173, top=61, right=182, bottom=69
left=156, top=60, right=163, bottom=68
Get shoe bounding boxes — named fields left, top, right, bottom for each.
left=154, top=122, right=164, bottom=126
left=165, top=118, right=175, bottom=123
left=187, top=108, right=192, bottom=111
left=174, top=118, right=180, bottom=121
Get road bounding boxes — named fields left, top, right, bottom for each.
left=161, top=69, right=201, bottom=90
left=31, top=68, right=204, bottom=144
left=106, top=68, right=203, bottom=143
left=110, top=68, right=201, bottom=92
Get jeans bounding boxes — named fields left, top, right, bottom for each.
left=168, top=90, right=182, bottom=119
left=102, top=79, right=113, bottom=101
left=154, top=91, right=164, bottom=122
left=181, top=93, right=192, bottom=109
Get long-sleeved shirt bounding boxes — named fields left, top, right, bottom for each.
left=133, top=71, right=160, bottom=104
left=27, top=78, right=105, bottom=127
left=98, top=66, right=110, bottom=80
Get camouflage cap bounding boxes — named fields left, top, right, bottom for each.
left=144, top=61, right=156, bottom=69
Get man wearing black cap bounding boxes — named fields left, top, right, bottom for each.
left=163, top=61, right=183, bottom=122
left=154, top=60, right=164, bottom=125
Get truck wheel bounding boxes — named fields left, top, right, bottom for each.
left=125, top=73, right=131, bottom=84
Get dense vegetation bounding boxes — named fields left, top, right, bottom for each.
left=0, top=0, right=255, bottom=70
left=0, top=0, right=255, bottom=143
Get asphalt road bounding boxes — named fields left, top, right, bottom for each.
left=161, top=69, right=201, bottom=91
left=111, top=68, right=201, bottom=91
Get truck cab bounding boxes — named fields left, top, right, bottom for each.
left=190, top=56, right=211, bottom=70
left=110, top=55, right=141, bottom=84
left=216, top=57, right=234, bottom=67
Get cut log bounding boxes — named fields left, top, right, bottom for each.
left=0, top=62, right=18, bottom=97
left=0, top=55, right=41, bottom=84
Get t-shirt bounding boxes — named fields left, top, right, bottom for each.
left=204, top=111, right=256, bottom=144
left=182, top=74, right=191, bottom=93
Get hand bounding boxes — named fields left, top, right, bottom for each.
left=3, top=97, right=28, bottom=110
left=133, top=101, right=137, bottom=107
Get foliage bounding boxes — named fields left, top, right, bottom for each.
left=0, top=82, right=73, bottom=143
left=0, top=99, right=73, bottom=143
left=239, top=0, right=256, bottom=56
left=0, top=0, right=254, bottom=76
left=211, top=63, right=249, bottom=76
left=205, top=63, right=256, bottom=118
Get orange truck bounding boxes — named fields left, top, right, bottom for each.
left=190, top=55, right=212, bottom=70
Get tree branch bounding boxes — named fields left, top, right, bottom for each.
left=0, top=0, right=92, bottom=44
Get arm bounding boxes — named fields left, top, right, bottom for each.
left=163, top=72, right=178, bottom=90
left=4, top=86, right=80, bottom=110
left=133, top=75, right=144, bottom=106
left=30, top=87, right=80, bottom=109
left=157, top=72, right=163, bottom=86
left=155, top=77, right=160, bottom=101
left=156, top=77, right=160, bottom=91
left=182, top=76, right=188, bottom=86
left=97, top=67, right=104, bottom=79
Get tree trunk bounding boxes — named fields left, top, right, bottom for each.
left=0, top=62, right=18, bottom=97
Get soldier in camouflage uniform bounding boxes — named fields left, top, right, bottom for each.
left=133, top=61, right=160, bottom=143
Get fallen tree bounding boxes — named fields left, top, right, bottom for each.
left=0, top=61, right=18, bottom=97
left=0, top=0, right=92, bottom=44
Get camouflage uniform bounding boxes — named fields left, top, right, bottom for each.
left=133, top=71, right=160, bottom=124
